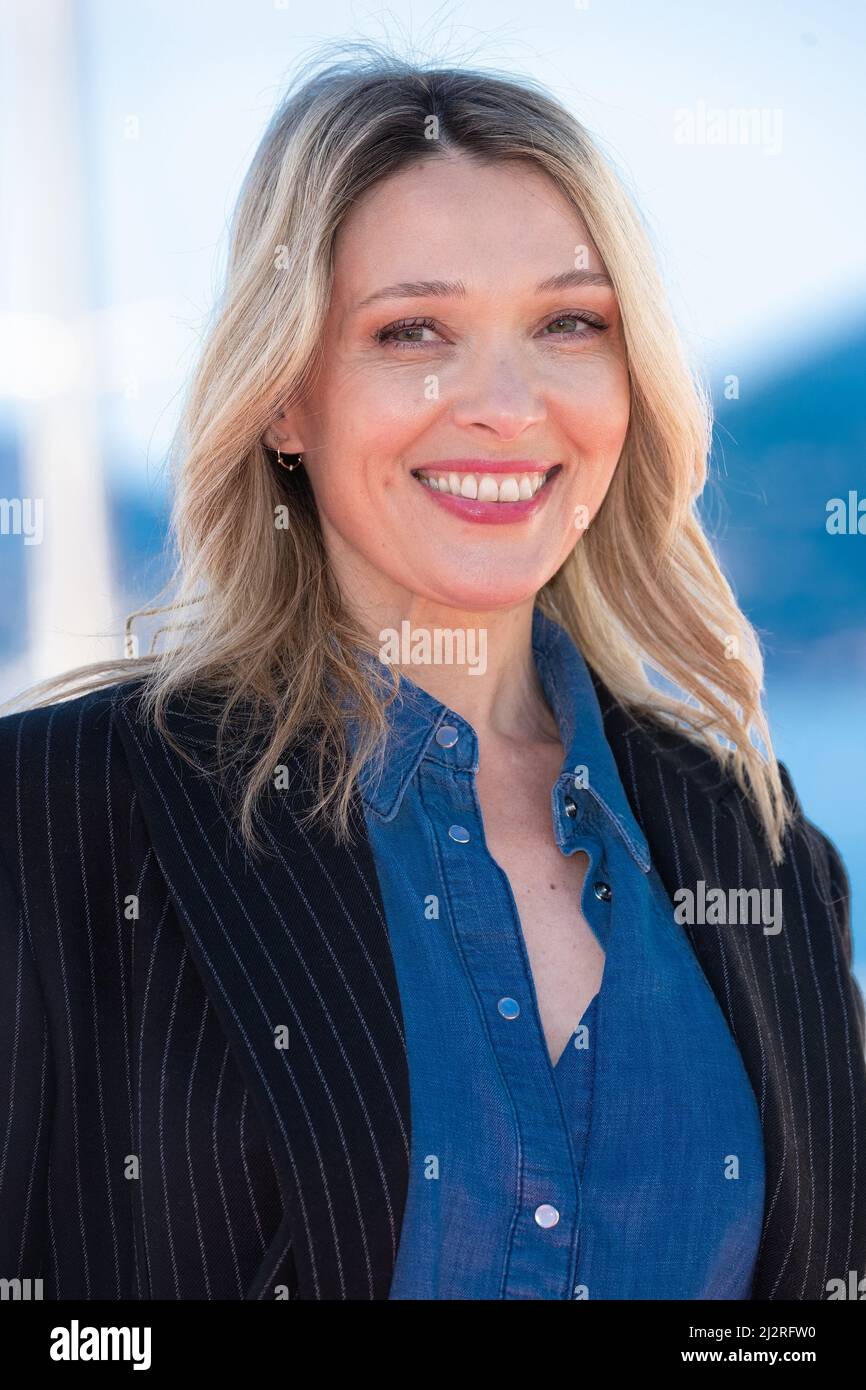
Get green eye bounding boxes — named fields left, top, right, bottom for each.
left=542, top=312, right=606, bottom=337
left=375, top=317, right=440, bottom=347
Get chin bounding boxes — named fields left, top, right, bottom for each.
left=419, top=580, right=548, bottom=612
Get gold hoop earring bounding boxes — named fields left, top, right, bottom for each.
left=276, top=448, right=303, bottom=472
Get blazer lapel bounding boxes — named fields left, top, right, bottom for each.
left=111, top=681, right=411, bottom=1301
left=593, top=674, right=866, bottom=1300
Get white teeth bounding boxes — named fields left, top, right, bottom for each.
left=414, top=470, right=551, bottom=502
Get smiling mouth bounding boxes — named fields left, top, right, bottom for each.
left=410, top=465, right=562, bottom=503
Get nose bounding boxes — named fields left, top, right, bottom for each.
left=450, top=344, right=546, bottom=440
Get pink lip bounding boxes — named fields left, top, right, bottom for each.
left=411, top=463, right=562, bottom=525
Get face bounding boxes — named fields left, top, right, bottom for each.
left=268, top=151, right=631, bottom=617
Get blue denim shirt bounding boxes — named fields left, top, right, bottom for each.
left=348, top=607, right=765, bottom=1299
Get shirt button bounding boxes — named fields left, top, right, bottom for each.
left=436, top=724, right=459, bottom=748
left=497, top=997, right=520, bottom=1019
left=593, top=880, right=612, bottom=902
left=563, top=795, right=578, bottom=818
left=534, top=1204, right=560, bottom=1229
left=448, top=824, right=470, bottom=843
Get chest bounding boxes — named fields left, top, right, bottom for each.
left=473, top=744, right=606, bottom=1068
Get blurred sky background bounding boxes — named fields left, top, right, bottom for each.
left=1, top=0, right=864, bottom=981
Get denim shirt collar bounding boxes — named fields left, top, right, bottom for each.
left=349, top=606, right=651, bottom=873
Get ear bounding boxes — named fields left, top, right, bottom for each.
left=261, top=408, right=304, bottom=455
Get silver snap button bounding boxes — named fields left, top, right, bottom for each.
left=593, top=880, right=612, bottom=902
left=534, top=1204, right=560, bottom=1229
left=436, top=724, right=459, bottom=748
left=448, top=824, right=470, bottom=843
left=563, top=795, right=578, bottom=818
left=497, top=997, right=520, bottom=1020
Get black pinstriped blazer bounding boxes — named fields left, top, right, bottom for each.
left=1, top=675, right=864, bottom=1301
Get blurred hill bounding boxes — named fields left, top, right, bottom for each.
left=705, top=320, right=866, bottom=675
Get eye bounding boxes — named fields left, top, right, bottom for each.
left=373, top=316, right=443, bottom=348
left=540, top=311, right=607, bottom=339
left=372, top=309, right=609, bottom=350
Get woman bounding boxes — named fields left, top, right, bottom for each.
left=1, top=46, right=864, bottom=1303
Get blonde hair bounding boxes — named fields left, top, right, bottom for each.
left=4, top=41, right=792, bottom=862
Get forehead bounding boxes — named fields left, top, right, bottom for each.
left=331, top=153, right=604, bottom=292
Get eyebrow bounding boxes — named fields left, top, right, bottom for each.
left=352, top=269, right=613, bottom=313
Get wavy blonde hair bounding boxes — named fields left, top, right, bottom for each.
left=4, top=41, right=792, bottom=861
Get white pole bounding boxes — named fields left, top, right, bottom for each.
left=4, top=0, right=117, bottom=686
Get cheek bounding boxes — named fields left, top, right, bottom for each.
left=327, top=361, right=434, bottom=448
left=557, top=367, right=629, bottom=519
left=301, top=374, right=416, bottom=548
left=563, top=360, right=630, bottom=458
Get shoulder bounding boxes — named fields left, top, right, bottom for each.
left=595, top=676, right=862, bottom=1016
left=615, top=692, right=855, bottom=974
left=0, top=680, right=175, bottom=1015
left=590, top=670, right=747, bottom=804
left=592, top=665, right=832, bottom=825
left=593, top=669, right=847, bottom=886
left=0, top=678, right=147, bottom=770
left=0, top=678, right=150, bottom=828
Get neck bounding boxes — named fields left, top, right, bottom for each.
left=349, top=594, right=560, bottom=748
